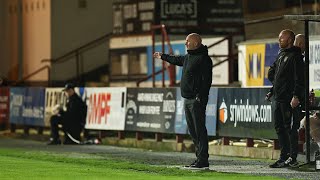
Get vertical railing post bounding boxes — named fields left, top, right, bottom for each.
left=228, top=36, right=234, bottom=84
left=76, top=51, right=80, bottom=85
left=48, top=67, right=51, bottom=87
left=162, top=25, right=175, bottom=87
left=222, top=137, right=229, bottom=145
left=304, top=20, right=310, bottom=163
left=176, top=134, right=184, bottom=143
left=161, top=27, right=165, bottom=87
left=155, top=133, right=163, bottom=142
left=118, top=131, right=125, bottom=140
left=80, top=53, right=84, bottom=86
left=246, top=138, right=254, bottom=147
left=152, top=30, right=156, bottom=87
left=136, top=132, right=143, bottom=141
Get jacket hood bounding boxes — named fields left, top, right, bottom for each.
left=187, top=44, right=208, bottom=55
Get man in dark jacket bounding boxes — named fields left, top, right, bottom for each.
left=154, top=33, right=213, bottom=169
left=268, top=29, right=305, bottom=168
left=48, top=83, right=87, bottom=145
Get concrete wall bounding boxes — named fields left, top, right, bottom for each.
left=50, top=0, right=113, bottom=81
left=2, top=0, right=20, bottom=81
left=0, top=0, right=51, bottom=82
left=0, top=0, right=5, bottom=77
left=22, top=0, right=51, bottom=81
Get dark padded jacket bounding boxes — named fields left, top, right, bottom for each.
left=62, top=93, right=87, bottom=130
left=268, top=46, right=305, bottom=103
left=161, top=44, right=213, bottom=99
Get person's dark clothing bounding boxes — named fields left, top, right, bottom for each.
left=161, top=44, right=212, bottom=164
left=161, top=45, right=212, bottom=99
left=274, top=102, right=301, bottom=160
left=268, top=46, right=305, bottom=103
left=268, top=46, right=304, bottom=162
left=184, top=96, right=209, bottom=162
left=50, top=93, right=87, bottom=143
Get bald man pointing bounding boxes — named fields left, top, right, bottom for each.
left=154, top=33, right=213, bottom=169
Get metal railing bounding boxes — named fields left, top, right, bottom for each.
left=137, top=25, right=175, bottom=87
left=137, top=31, right=238, bottom=87
left=14, top=65, right=51, bottom=86
left=19, top=33, right=112, bottom=86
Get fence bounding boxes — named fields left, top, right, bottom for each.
left=1, top=86, right=286, bottom=148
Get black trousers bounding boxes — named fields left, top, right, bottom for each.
left=184, top=96, right=209, bottom=163
left=274, top=101, right=301, bottom=160
left=50, top=115, right=81, bottom=142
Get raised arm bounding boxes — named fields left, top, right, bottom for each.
left=153, top=52, right=185, bottom=66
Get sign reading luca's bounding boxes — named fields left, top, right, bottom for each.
left=155, top=0, right=244, bottom=35
left=161, top=0, right=197, bottom=18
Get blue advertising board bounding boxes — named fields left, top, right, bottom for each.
left=264, top=43, right=279, bottom=86
left=10, top=87, right=45, bottom=126
left=174, top=87, right=218, bottom=136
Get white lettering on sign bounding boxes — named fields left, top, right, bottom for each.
left=310, top=43, right=320, bottom=64
left=0, top=96, right=8, bottom=102
left=150, top=123, right=161, bottom=129
left=137, top=93, right=163, bottom=102
left=22, top=107, right=44, bottom=118
left=136, top=122, right=161, bottom=129
left=12, top=95, right=23, bottom=106
left=161, top=0, right=197, bottom=18
left=88, top=93, right=111, bottom=125
left=229, top=99, right=272, bottom=127
left=163, top=100, right=175, bottom=112
left=139, top=106, right=160, bottom=115
left=137, top=122, right=150, bottom=128
left=314, top=69, right=320, bottom=82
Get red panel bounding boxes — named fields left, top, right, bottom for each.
left=0, top=87, right=10, bottom=127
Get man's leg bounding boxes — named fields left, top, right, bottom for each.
left=189, top=97, right=209, bottom=166
left=286, top=106, right=301, bottom=166
left=270, top=102, right=290, bottom=167
left=278, top=102, right=291, bottom=159
left=49, top=115, right=62, bottom=144
left=184, top=99, right=199, bottom=160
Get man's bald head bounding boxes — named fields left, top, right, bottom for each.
left=294, top=34, right=305, bottom=53
left=278, top=29, right=295, bottom=49
left=185, top=33, right=202, bottom=50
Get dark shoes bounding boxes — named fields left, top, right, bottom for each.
left=188, top=161, right=209, bottom=170
left=269, top=159, right=287, bottom=168
left=184, top=160, right=198, bottom=168
left=285, top=157, right=299, bottom=168
left=269, top=157, right=299, bottom=168
left=47, top=139, right=61, bottom=145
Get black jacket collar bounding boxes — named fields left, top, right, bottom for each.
left=187, top=44, right=208, bottom=55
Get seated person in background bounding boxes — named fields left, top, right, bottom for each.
left=301, top=112, right=320, bottom=146
left=48, top=83, right=87, bottom=145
